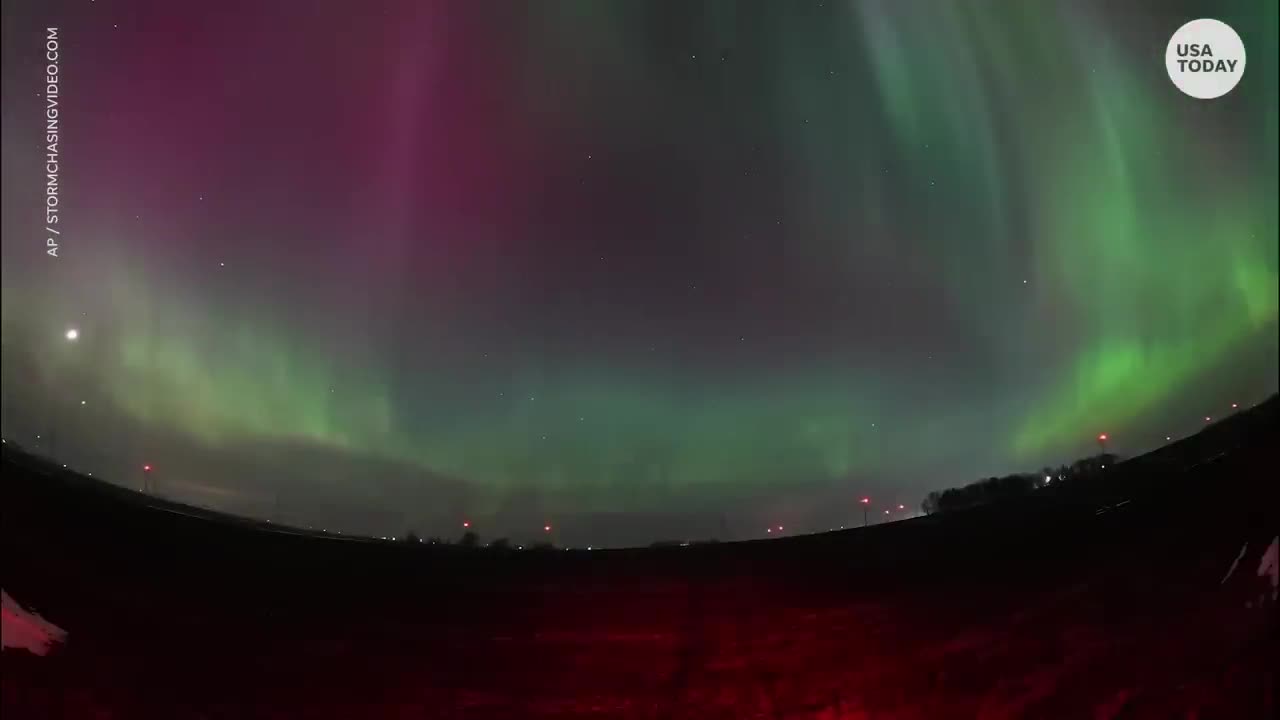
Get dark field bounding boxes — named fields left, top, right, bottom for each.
left=2, top=401, right=1276, bottom=719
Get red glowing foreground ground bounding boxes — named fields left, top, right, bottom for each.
left=1, top=401, right=1276, bottom=719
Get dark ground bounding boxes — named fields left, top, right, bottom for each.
left=2, top=400, right=1277, bottom=719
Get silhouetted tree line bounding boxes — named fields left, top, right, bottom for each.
left=922, top=453, right=1121, bottom=515
left=399, top=531, right=543, bottom=551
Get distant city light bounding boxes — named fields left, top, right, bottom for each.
left=777, top=525, right=784, bottom=531
left=1205, top=416, right=1212, bottom=422
left=861, top=497, right=870, bottom=504
left=1231, top=403, right=1238, bottom=409
left=767, top=528, right=772, bottom=533
left=463, top=521, right=471, bottom=529
left=897, top=504, right=905, bottom=510
left=64, top=328, right=79, bottom=341
left=544, top=524, right=552, bottom=532
left=1098, top=433, right=1108, bottom=442
left=142, top=464, right=152, bottom=472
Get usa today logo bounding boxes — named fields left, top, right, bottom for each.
left=1166, top=19, right=1246, bottom=99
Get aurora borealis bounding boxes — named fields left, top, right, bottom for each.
left=1, top=0, right=1276, bottom=546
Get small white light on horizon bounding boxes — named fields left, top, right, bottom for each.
left=65, top=328, right=79, bottom=341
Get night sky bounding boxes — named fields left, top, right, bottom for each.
left=2, top=0, right=1276, bottom=547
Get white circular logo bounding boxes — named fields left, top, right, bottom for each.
left=1166, top=19, right=1246, bottom=99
